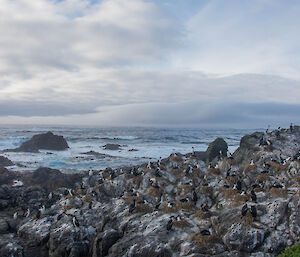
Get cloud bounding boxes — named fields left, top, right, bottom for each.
left=0, top=0, right=181, bottom=78
left=0, top=70, right=299, bottom=117
left=173, top=0, right=300, bottom=79
left=2, top=100, right=299, bottom=129
left=0, top=0, right=299, bottom=127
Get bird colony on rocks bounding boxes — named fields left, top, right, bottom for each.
left=0, top=127, right=299, bottom=256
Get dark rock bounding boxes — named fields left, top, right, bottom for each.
left=93, top=229, right=122, bottom=256
left=241, top=229, right=265, bottom=252
left=28, top=167, right=82, bottom=192
left=233, top=132, right=263, bottom=164
left=185, top=151, right=206, bottom=161
left=206, top=138, right=228, bottom=163
left=128, top=148, right=138, bottom=152
left=0, top=156, right=14, bottom=167
left=0, top=166, right=17, bottom=186
left=81, top=151, right=114, bottom=158
left=0, top=218, right=9, bottom=233
left=5, top=131, right=69, bottom=152
left=103, top=144, right=121, bottom=150
left=0, top=235, right=23, bottom=257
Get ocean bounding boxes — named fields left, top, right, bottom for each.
left=0, top=126, right=262, bottom=173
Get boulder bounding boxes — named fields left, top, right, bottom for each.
left=206, top=138, right=228, bottom=163
left=6, top=131, right=69, bottom=152
left=0, top=156, right=14, bottom=167
left=0, top=218, right=9, bottom=233
left=103, top=144, right=121, bottom=150
left=18, top=217, right=51, bottom=257
left=0, top=166, right=17, bottom=186
left=93, top=229, right=123, bottom=256
left=0, top=235, right=23, bottom=257
left=233, top=132, right=263, bottom=164
left=28, top=167, right=82, bottom=192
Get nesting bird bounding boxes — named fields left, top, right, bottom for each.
left=72, top=216, right=80, bottom=227
left=192, top=190, right=198, bottom=204
left=250, top=205, right=257, bottom=219
left=129, top=199, right=136, bottom=213
left=166, top=218, right=173, bottom=231
left=25, top=208, right=30, bottom=218
left=200, top=229, right=210, bottom=236
left=241, top=203, right=248, bottom=216
left=250, top=190, right=257, bottom=203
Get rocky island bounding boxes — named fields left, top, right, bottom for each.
left=0, top=127, right=299, bottom=257
left=4, top=131, right=69, bottom=153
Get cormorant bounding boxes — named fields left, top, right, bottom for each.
left=200, top=229, right=210, bottom=236
left=129, top=199, right=136, bottom=213
left=72, top=216, right=80, bottom=227
left=241, top=203, right=248, bottom=216
left=236, top=180, right=242, bottom=192
left=250, top=190, right=257, bottom=203
left=192, top=191, right=198, bottom=203
left=166, top=218, right=173, bottom=231
left=250, top=205, right=257, bottom=219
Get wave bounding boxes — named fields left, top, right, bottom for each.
left=97, top=136, right=139, bottom=140
left=181, top=141, right=206, bottom=145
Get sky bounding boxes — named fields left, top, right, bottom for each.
left=0, top=0, right=300, bottom=128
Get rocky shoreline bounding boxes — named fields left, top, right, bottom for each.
left=0, top=127, right=299, bottom=257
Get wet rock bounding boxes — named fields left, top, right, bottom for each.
left=6, top=131, right=69, bottom=152
left=128, top=148, right=138, bottom=152
left=0, top=156, right=14, bottom=167
left=206, top=138, right=228, bottom=163
left=103, top=144, right=121, bottom=150
left=82, top=151, right=114, bottom=158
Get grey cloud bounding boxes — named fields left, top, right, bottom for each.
left=94, top=101, right=300, bottom=128
left=0, top=100, right=98, bottom=117
left=0, top=71, right=299, bottom=118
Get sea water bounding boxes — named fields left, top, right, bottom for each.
left=0, top=126, right=263, bottom=173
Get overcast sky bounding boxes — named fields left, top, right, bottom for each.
left=0, top=0, right=299, bottom=128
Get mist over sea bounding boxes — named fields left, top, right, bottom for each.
left=0, top=126, right=263, bottom=173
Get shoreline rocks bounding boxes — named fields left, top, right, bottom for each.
left=0, top=156, right=14, bottom=167
left=0, top=127, right=299, bottom=257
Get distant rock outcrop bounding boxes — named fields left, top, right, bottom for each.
left=5, top=131, right=69, bottom=152
left=0, top=156, right=14, bottom=167
left=206, top=137, right=228, bottom=163
left=103, top=144, right=121, bottom=150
